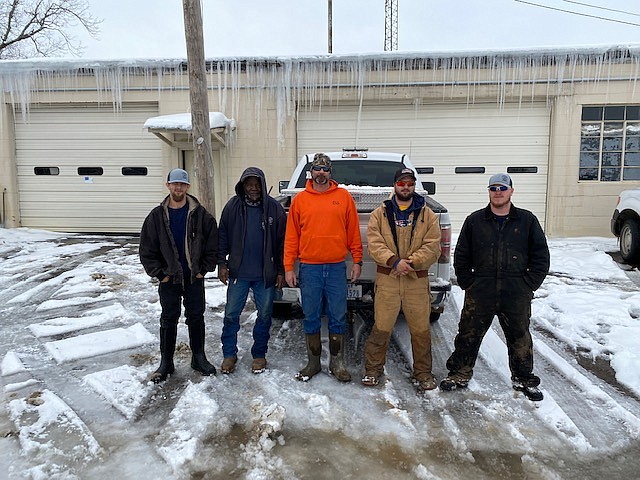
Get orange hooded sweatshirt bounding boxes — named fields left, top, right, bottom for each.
left=284, top=179, right=363, bottom=271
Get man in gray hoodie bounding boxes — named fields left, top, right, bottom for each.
left=217, top=167, right=286, bottom=374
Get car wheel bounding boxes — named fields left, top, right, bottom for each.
left=620, top=219, right=640, bottom=264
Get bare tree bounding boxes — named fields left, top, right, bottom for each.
left=0, top=0, right=100, bottom=59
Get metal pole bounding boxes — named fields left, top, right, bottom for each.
left=1, top=188, right=5, bottom=228
left=328, top=0, right=333, bottom=53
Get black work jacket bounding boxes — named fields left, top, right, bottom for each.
left=454, top=204, right=550, bottom=307
left=217, top=167, right=286, bottom=285
left=139, top=194, right=218, bottom=284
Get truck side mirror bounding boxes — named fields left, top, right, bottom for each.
left=279, top=180, right=288, bottom=192
left=422, top=181, right=436, bottom=195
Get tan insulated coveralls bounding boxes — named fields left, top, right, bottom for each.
left=364, top=200, right=441, bottom=381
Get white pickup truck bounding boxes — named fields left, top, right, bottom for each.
left=275, top=149, right=452, bottom=322
left=611, top=188, right=640, bottom=264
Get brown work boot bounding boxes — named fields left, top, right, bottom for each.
left=220, top=356, right=237, bottom=374
left=295, top=333, right=322, bottom=382
left=251, top=357, right=267, bottom=374
left=361, top=373, right=381, bottom=387
left=411, top=375, right=437, bottom=394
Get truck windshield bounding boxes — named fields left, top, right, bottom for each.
left=295, top=160, right=408, bottom=188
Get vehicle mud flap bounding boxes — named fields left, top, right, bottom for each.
left=346, top=310, right=372, bottom=362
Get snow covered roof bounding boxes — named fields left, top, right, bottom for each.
left=143, top=112, right=236, bottom=131
left=2, top=44, right=640, bottom=145
left=1, top=44, right=640, bottom=71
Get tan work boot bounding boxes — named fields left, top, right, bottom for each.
left=251, top=358, right=267, bottom=374
left=411, top=374, right=437, bottom=393
left=220, top=356, right=237, bottom=374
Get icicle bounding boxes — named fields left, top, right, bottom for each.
left=2, top=47, right=640, bottom=147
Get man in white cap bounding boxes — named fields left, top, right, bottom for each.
left=140, top=168, right=218, bottom=382
left=440, top=173, right=550, bottom=401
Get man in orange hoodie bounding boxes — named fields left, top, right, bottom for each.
left=284, top=153, right=363, bottom=382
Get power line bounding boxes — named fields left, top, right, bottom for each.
left=562, top=0, right=640, bottom=18
left=514, top=0, right=640, bottom=27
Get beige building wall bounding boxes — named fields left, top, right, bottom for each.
left=547, top=80, right=640, bottom=237
left=2, top=53, right=640, bottom=235
left=0, top=104, right=18, bottom=227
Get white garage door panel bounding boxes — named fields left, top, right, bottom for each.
left=298, top=103, right=550, bottom=233
left=15, top=104, right=162, bottom=233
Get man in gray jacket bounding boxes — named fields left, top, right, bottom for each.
left=440, top=173, right=550, bottom=401
left=140, top=168, right=218, bottom=383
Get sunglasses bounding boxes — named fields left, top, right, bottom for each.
left=488, top=185, right=509, bottom=192
left=395, top=180, right=415, bottom=187
left=311, top=165, right=331, bottom=172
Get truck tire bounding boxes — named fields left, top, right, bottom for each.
left=620, top=219, right=640, bottom=264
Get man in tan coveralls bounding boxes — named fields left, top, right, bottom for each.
left=362, top=168, right=441, bottom=393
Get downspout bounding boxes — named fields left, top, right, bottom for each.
left=1, top=187, right=5, bottom=228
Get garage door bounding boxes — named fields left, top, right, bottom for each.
left=15, top=103, right=162, bottom=233
left=297, top=103, right=550, bottom=233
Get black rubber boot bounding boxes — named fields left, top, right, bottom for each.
left=150, top=325, right=177, bottom=384
left=328, top=333, right=351, bottom=382
left=188, top=321, right=217, bottom=376
left=295, top=333, right=322, bottom=382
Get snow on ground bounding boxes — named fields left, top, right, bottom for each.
left=1, top=228, right=640, bottom=479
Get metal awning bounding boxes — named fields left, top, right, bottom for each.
left=144, top=112, right=236, bottom=149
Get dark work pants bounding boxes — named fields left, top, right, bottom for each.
left=445, top=292, right=540, bottom=386
left=158, top=278, right=205, bottom=328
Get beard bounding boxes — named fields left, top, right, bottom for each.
left=313, top=175, right=329, bottom=185
left=490, top=195, right=511, bottom=209
left=171, top=192, right=185, bottom=203
left=395, top=190, right=413, bottom=202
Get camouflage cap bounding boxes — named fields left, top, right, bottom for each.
left=311, top=153, right=332, bottom=168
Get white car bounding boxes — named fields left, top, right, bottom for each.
left=611, top=189, right=640, bottom=264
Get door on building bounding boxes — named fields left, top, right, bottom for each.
left=14, top=103, right=161, bottom=233
left=297, top=103, right=550, bottom=233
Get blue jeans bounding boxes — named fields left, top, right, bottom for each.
left=221, top=278, right=275, bottom=359
left=299, top=262, right=347, bottom=335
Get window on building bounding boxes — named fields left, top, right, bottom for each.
left=507, top=166, right=538, bottom=174
left=34, top=167, right=60, bottom=175
left=455, top=167, right=485, bottom=174
left=122, top=167, right=148, bottom=176
left=77, top=167, right=104, bottom=176
left=580, top=106, right=640, bottom=181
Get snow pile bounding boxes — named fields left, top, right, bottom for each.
left=241, top=398, right=288, bottom=479
left=44, top=323, right=156, bottom=363
left=29, top=304, right=127, bottom=337
left=8, top=389, right=101, bottom=478
left=83, top=365, right=156, bottom=420
left=1, top=351, right=27, bottom=376
left=155, top=381, right=227, bottom=473
left=534, top=238, right=640, bottom=394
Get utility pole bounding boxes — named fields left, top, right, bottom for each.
left=182, top=0, right=215, bottom=214
left=328, top=0, right=333, bottom=53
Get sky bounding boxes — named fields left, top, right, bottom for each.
left=1, top=228, right=640, bottom=478
left=71, top=0, right=640, bottom=60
